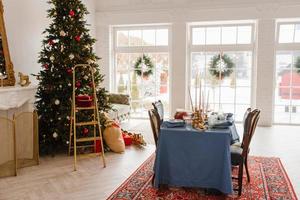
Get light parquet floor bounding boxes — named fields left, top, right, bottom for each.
left=0, top=119, right=299, bottom=199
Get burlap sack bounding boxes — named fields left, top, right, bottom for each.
left=103, top=123, right=125, bottom=153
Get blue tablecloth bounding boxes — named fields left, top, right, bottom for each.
left=153, top=123, right=236, bottom=194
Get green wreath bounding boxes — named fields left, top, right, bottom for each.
left=209, top=54, right=234, bottom=79
left=134, top=54, right=154, bottom=77
left=295, top=57, right=300, bottom=74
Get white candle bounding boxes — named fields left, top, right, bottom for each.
left=206, top=90, right=210, bottom=113
left=195, top=74, right=198, bottom=110
left=199, top=76, right=202, bottom=111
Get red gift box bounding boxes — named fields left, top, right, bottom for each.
left=76, top=95, right=93, bottom=107
left=95, top=139, right=102, bottom=153
left=123, top=134, right=132, bottom=146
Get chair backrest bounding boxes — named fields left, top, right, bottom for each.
left=238, top=108, right=251, bottom=144
left=241, top=109, right=261, bottom=157
left=148, top=109, right=161, bottom=147
left=152, top=100, right=164, bottom=124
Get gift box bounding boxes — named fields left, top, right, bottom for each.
left=95, top=139, right=102, bottom=153
left=123, top=134, right=132, bottom=146
left=76, top=95, right=93, bottom=107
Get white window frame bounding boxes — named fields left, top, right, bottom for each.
left=111, top=24, right=172, bottom=118
left=274, top=21, right=300, bottom=125
left=187, top=22, right=256, bottom=121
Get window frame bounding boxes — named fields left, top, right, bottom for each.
left=187, top=22, right=256, bottom=121
left=274, top=21, right=300, bottom=124
left=111, top=24, right=172, bottom=118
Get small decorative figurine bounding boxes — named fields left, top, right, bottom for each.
left=18, top=72, right=31, bottom=87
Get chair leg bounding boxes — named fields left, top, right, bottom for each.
left=245, top=155, right=250, bottom=183
left=238, top=161, right=244, bottom=196
left=152, top=173, right=155, bottom=185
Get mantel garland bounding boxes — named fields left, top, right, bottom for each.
left=134, top=54, right=154, bottom=77
left=209, top=54, right=234, bottom=79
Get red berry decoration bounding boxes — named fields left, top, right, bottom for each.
left=75, top=35, right=81, bottom=42
left=75, top=81, right=81, bottom=88
left=82, top=128, right=89, bottom=135
left=69, top=10, right=75, bottom=17
left=67, top=68, right=73, bottom=75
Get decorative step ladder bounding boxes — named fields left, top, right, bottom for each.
left=68, top=64, right=106, bottom=171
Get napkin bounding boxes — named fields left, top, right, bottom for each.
left=164, top=119, right=185, bottom=128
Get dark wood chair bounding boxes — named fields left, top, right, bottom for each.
left=148, top=109, right=161, bottom=147
left=232, top=108, right=251, bottom=146
left=230, top=109, right=261, bottom=196
left=152, top=100, right=164, bottom=124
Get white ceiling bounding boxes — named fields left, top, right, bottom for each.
left=95, top=0, right=300, bottom=12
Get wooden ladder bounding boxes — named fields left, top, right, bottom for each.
left=68, top=64, right=106, bottom=171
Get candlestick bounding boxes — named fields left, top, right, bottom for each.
left=188, top=87, right=194, bottom=112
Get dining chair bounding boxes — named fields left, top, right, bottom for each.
left=148, top=109, right=161, bottom=147
left=152, top=100, right=164, bottom=124
left=232, top=108, right=251, bottom=146
left=230, top=109, right=261, bottom=196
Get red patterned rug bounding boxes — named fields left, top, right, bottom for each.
left=107, top=154, right=297, bottom=200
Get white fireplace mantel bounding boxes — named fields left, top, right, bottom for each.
left=0, top=85, right=37, bottom=119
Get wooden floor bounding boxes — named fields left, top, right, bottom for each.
left=0, top=120, right=299, bottom=199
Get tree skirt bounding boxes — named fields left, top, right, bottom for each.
left=107, top=154, right=297, bottom=200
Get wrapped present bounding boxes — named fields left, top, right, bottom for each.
left=76, top=95, right=93, bottom=107
left=95, top=139, right=102, bottom=153
left=123, top=134, right=132, bottom=146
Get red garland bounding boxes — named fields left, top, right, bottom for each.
left=69, top=10, right=75, bottom=17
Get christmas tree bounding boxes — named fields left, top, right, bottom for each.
left=35, top=0, right=110, bottom=155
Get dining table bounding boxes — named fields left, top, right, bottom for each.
left=153, top=120, right=239, bottom=194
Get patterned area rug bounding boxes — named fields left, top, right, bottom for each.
left=107, top=154, right=298, bottom=200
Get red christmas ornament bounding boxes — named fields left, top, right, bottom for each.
left=75, top=35, right=81, bottom=42
left=43, top=64, right=49, bottom=70
left=88, top=82, right=93, bottom=87
left=67, top=68, right=73, bottom=75
left=82, top=128, right=89, bottom=135
left=49, top=39, right=54, bottom=45
left=69, top=10, right=75, bottom=17
left=75, top=81, right=81, bottom=88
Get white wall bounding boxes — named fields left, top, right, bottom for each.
left=3, top=0, right=96, bottom=85
left=95, top=0, right=300, bottom=126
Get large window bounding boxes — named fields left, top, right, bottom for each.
left=274, top=22, right=300, bottom=124
left=189, top=22, right=255, bottom=121
left=112, top=26, right=170, bottom=118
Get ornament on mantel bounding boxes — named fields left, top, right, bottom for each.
left=68, top=83, right=72, bottom=87
left=50, top=56, right=55, bottom=62
left=83, top=75, right=89, bottom=80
